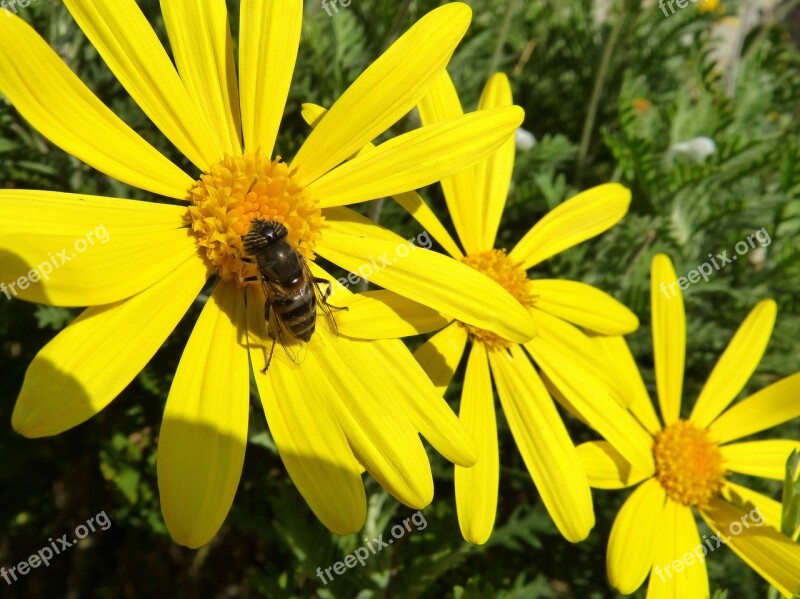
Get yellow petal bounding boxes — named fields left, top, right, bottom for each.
left=335, top=290, right=451, bottom=340
left=589, top=335, right=663, bottom=435
left=699, top=497, right=800, bottom=597
left=531, top=279, right=639, bottom=335
left=708, top=372, right=800, bottom=444
left=455, top=343, right=499, bottom=544
left=0, top=192, right=198, bottom=306
left=0, top=15, right=192, bottom=199
left=576, top=441, right=653, bottom=489
left=475, top=73, right=516, bottom=249
left=721, top=440, right=800, bottom=480
left=417, top=70, right=479, bottom=253
left=65, top=0, right=223, bottom=170
left=307, top=107, right=524, bottom=208
left=247, top=288, right=366, bottom=534
left=300, top=104, right=463, bottom=259
left=309, top=327, right=434, bottom=508
left=647, top=500, right=708, bottom=599
left=526, top=335, right=655, bottom=473
left=489, top=345, right=595, bottom=542
left=721, top=481, right=783, bottom=530
left=318, top=221, right=536, bottom=343
left=291, top=3, right=471, bottom=185
left=414, top=323, right=468, bottom=396
left=607, top=478, right=666, bottom=594
left=321, top=206, right=405, bottom=243
left=157, top=281, right=250, bottom=548
left=530, top=309, right=628, bottom=408
left=509, top=183, right=631, bottom=270
left=12, top=257, right=209, bottom=437
left=391, top=191, right=464, bottom=259
left=691, top=300, right=777, bottom=428
left=160, top=0, right=242, bottom=156
left=0, top=190, right=186, bottom=233
left=369, top=337, right=477, bottom=468
left=305, top=265, right=478, bottom=469
left=651, top=254, right=685, bottom=426
left=239, top=0, right=301, bottom=155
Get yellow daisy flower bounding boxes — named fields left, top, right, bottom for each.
left=576, top=254, right=800, bottom=597
left=305, top=72, right=643, bottom=545
left=0, top=1, right=538, bottom=548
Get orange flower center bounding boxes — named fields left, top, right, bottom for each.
left=187, top=151, right=324, bottom=283
left=459, top=249, right=534, bottom=349
left=653, top=420, right=726, bottom=507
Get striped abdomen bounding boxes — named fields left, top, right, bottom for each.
left=271, top=276, right=317, bottom=341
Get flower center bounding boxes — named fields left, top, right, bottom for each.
left=187, top=151, right=324, bottom=283
left=653, top=420, right=726, bottom=507
left=459, top=249, right=534, bottom=350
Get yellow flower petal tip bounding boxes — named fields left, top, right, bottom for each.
left=652, top=252, right=675, bottom=275
left=461, top=527, right=493, bottom=546
left=189, top=150, right=324, bottom=281
left=432, top=2, right=473, bottom=26
left=598, top=183, right=632, bottom=214
left=12, top=361, right=93, bottom=438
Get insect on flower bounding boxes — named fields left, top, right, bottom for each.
left=242, top=218, right=345, bottom=372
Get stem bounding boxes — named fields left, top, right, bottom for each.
left=381, top=0, right=413, bottom=52
left=576, top=4, right=628, bottom=185
left=488, top=0, right=520, bottom=76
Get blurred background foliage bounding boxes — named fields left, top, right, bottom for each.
left=1, top=0, right=799, bottom=597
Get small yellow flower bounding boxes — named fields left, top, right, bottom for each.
left=633, top=98, right=653, bottom=115
left=577, top=254, right=800, bottom=597
left=0, top=1, right=538, bottom=548
left=311, top=72, right=642, bottom=545
left=699, top=0, right=721, bottom=15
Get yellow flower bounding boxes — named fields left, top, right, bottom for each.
left=699, top=0, right=721, bottom=14
left=577, top=254, right=800, bottom=597
left=310, top=72, right=641, bottom=544
left=0, top=1, right=538, bottom=548
left=633, top=98, right=653, bottom=115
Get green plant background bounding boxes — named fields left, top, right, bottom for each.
left=1, top=0, right=799, bottom=597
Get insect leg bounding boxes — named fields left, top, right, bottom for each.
left=261, top=300, right=275, bottom=373
left=262, top=338, right=277, bottom=374
left=312, top=276, right=348, bottom=312
left=238, top=274, right=260, bottom=287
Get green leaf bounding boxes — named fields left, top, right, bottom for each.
left=782, top=450, right=800, bottom=541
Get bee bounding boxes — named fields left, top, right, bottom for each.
left=242, top=218, right=345, bottom=372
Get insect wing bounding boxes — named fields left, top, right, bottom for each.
left=308, top=267, right=341, bottom=336
left=262, top=280, right=307, bottom=366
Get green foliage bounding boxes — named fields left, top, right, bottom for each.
left=783, top=451, right=800, bottom=541
left=2, top=0, right=800, bottom=597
